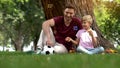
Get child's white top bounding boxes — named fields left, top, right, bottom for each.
left=76, top=29, right=97, bottom=49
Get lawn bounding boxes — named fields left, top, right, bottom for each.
left=0, top=52, right=120, bottom=68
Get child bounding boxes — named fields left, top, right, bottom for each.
left=65, top=15, right=104, bottom=54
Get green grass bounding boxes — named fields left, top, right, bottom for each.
left=0, top=52, right=120, bottom=68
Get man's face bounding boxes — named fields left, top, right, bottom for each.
left=64, top=8, right=75, bottom=22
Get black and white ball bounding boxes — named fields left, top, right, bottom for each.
left=41, top=45, right=55, bottom=55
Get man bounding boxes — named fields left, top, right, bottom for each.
left=37, top=3, right=82, bottom=54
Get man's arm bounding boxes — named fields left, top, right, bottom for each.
left=42, top=19, right=55, bottom=46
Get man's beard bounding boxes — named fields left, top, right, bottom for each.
left=64, top=16, right=72, bottom=23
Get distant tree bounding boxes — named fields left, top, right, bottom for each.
left=103, top=1, right=120, bottom=45
left=0, top=0, right=45, bottom=51
left=94, top=0, right=120, bottom=46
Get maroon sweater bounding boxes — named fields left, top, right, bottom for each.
left=52, top=16, right=82, bottom=51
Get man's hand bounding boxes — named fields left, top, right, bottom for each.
left=42, top=19, right=55, bottom=46
left=46, top=39, right=54, bottom=46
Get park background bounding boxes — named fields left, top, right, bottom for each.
left=0, top=0, right=120, bottom=51
left=0, top=0, right=120, bottom=68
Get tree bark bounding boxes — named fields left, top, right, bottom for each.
left=41, top=0, right=65, bottom=19
left=16, top=35, right=23, bottom=51
left=12, top=36, right=23, bottom=51
left=40, top=0, right=114, bottom=49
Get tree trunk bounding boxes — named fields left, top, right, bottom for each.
left=13, top=36, right=23, bottom=51
left=40, top=0, right=114, bottom=49
left=12, top=30, right=24, bottom=51
left=41, top=0, right=65, bottom=19
left=12, top=41, right=22, bottom=51
left=33, top=34, right=40, bottom=51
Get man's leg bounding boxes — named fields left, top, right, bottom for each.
left=37, top=28, right=68, bottom=54
left=36, top=28, right=55, bottom=54
left=37, top=30, right=44, bottom=49
left=37, top=28, right=55, bottom=48
left=54, top=43, right=68, bottom=54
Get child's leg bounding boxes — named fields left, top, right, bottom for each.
left=77, top=46, right=93, bottom=54
left=89, top=46, right=104, bottom=54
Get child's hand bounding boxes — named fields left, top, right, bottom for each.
left=87, top=29, right=93, bottom=36
left=65, top=37, right=72, bottom=42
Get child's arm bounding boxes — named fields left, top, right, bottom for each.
left=65, top=37, right=79, bottom=45
left=88, top=30, right=97, bottom=47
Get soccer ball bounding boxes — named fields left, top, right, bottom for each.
left=41, top=45, right=55, bottom=55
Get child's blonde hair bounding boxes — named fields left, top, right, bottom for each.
left=82, top=15, right=93, bottom=24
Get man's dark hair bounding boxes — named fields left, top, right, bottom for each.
left=64, top=3, right=76, bottom=11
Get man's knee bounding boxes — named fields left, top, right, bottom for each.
left=37, top=28, right=55, bottom=48
left=54, top=43, right=68, bottom=54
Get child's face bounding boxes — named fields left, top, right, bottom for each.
left=82, top=21, right=91, bottom=30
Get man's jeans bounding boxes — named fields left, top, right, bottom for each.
left=37, top=28, right=68, bottom=54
